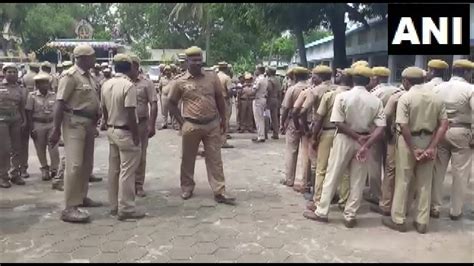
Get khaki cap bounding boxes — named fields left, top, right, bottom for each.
left=351, top=60, right=369, bottom=68
left=73, top=44, right=95, bottom=57
left=29, top=62, right=41, bottom=68
left=286, top=68, right=294, bottom=75
left=292, top=66, right=309, bottom=75
left=312, top=65, right=332, bottom=74
left=56, top=63, right=63, bottom=68
left=401, top=66, right=424, bottom=78
left=33, top=72, right=52, bottom=82
left=170, top=64, right=177, bottom=69
left=452, top=59, right=474, bottom=69
left=352, top=65, right=374, bottom=78
left=178, top=58, right=185, bottom=62
left=159, top=64, right=165, bottom=68
left=184, top=46, right=203, bottom=56
left=2, top=63, right=18, bottom=71
left=103, top=68, right=111, bottom=73
left=113, top=53, right=132, bottom=63
left=341, top=68, right=353, bottom=76
left=218, top=61, right=228, bottom=68
left=244, top=73, right=253, bottom=80
left=62, top=61, right=73, bottom=67
left=372, top=66, right=391, bottom=77
left=94, top=63, right=100, bottom=68
left=178, top=53, right=186, bottom=58
left=427, top=59, right=448, bottom=69
left=42, top=61, right=52, bottom=68
left=101, top=62, right=109, bottom=67
left=129, top=54, right=140, bottom=64
left=163, top=65, right=171, bottom=71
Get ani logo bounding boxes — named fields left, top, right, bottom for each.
left=75, top=19, right=94, bottom=39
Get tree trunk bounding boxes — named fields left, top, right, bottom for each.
left=205, top=15, right=211, bottom=65
left=294, top=26, right=307, bottom=67
left=329, top=5, right=347, bottom=74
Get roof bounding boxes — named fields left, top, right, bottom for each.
left=46, top=39, right=124, bottom=49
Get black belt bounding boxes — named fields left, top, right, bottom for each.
left=138, top=117, right=148, bottom=123
left=66, top=109, right=96, bottom=120
left=184, top=116, right=216, bottom=125
left=323, top=127, right=336, bottom=131
left=107, top=124, right=130, bottom=130
left=356, top=132, right=370, bottom=135
left=33, top=117, right=53, bottom=123
left=240, top=98, right=254, bottom=101
left=411, top=129, right=433, bottom=136
left=449, top=122, right=471, bottom=128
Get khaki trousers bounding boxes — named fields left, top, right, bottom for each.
left=18, top=127, right=29, bottom=172
left=391, top=135, right=433, bottom=225
left=301, top=133, right=312, bottom=188
left=432, top=127, right=472, bottom=216
left=285, top=122, right=302, bottom=184
left=236, top=98, right=241, bottom=129
left=313, top=130, right=350, bottom=205
left=53, top=155, right=65, bottom=187
left=62, top=114, right=96, bottom=207
left=180, top=119, right=226, bottom=195
left=368, top=139, right=385, bottom=200
left=107, top=128, right=141, bottom=213
left=161, top=94, right=170, bottom=124
left=135, top=119, right=149, bottom=190
left=315, top=133, right=369, bottom=220
left=0, top=121, right=21, bottom=180
left=267, top=98, right=280, bottom=137
left=239, top=99, right=254, bottom=131
left=253, top=98, right=266, bottom=140
left=379, top=140, right=396, bottom=212
left=222, top=98, right=232, bottom=145
left=32, top=123, right=59, bottom=171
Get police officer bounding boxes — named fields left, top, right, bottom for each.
left=303, top=65, right=385, bottom=228
left=266, top=67, right=282, bottom=140
left=239, top=73, right=256, bottom=133
left=425, top=59, right=448, bottom=88
left=25, top=72, right=59, bottom=181
left=158, top=65, right=173, bottom=129
left=431, top=59, right=474, bottom=220
left=101, top=53, right=145, bottom=220
left=129, top=54, right=158, bottom=197
left=50, top=44, right=102, bottom=223
left=217, top=62, right=235, bottom=148
left=62, top=61, right=73, bottom=71
left=22, top=62, right=40, bottom=93
left=383, top=66, right=448, bottom=234
left=168, top=46, right=235, bottom=204
left=0, top=63, right=26, bottom=188
left=252, top=65, right=268, bottom=143
left=279, top=66, right=309, bottom=187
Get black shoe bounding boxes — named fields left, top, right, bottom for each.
left=136, top=188, right=146, bottom=197
left=118, top=210, right=146, bottom=221
left=303, top=210, right=328, bottom=223
left=251, top=138, right=265, bottom=143
left=0, top=179, right=11, bottom=188
left=222, top=143, right=234, bottom=149
left=344, top=218, right=357, bottom=228
left=370, top=204, right=391, bottom=216
left=413, top=221, right=428, bottom=234
left=430, top=209, right=440, bottom=219
left=79, top=197, right=103, bottom=208
left=89, top=175, right=102, bottom=183
left=271, top=135, right=279, bottom=140
left=181, top=191, right=193, bottom=200
left=382, top=217, right=407, bottom=232
left=61, top=207, right=90, bottom=223
left=214, top=193, right=236, bottom=205
left=110, top=209, right=118, bottom=216
left=226, top=135, right=232, bottom=140
left=20, top=170, right=29, bottom=179
left=161, top=124, right=168, bottom=129
left=449, top=213, right=462, bottom=221
left=363, top=193, right=379, bottom=205
left=11, top=176, right=25, bottom=185
left=331, top=194, right=340, bottom=204
left=52, top=182, right=64, bottom=191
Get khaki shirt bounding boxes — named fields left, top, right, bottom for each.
left=425, top=77, right=444, bottom=89
left=50, top=74, right=59, bottom=93
left=240, top=84, right=255, bottom=100
left=396, top=84, right=447, bottom=132
left=22, top=71, right=37, bottom=93
left=331, top=86, right=386, bottom=132
left=168, top=69, right=222, bottom=120
left=433, top=76, right=474, bottom=124
left=370, top=83, right=400, bottom=106
left=134, top=76, right=158, bottom=119
left=0, top=80, right=24, bottom=122
left=253, top=74, right=268, bottom=99
left=101, top=73, right=137, bottom=126
left=301, top=80, right=337, bottom=117
left=91, top=71, right=104, bottom=87
left=217, top=71, right=233, bottom=98
left=282, top=81, right=307, bottom=109
left=267, top=76, right=282, bottom=100
left=25, top=90, right=56, bottom=120
left=316, top=85, right=350, bottom=129
left=159, top=76, right=172, bottom=95
left=56, top=65, right=100, bottom=117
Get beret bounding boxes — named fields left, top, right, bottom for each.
left=401, top=66, right=424, bottom=78
left=170, top=64, right=177, bottom=69
left=312, top=65, right=332, bottom=74
left=218, top=61, right=228, bottom=68
left=62, top=61, right=73, bottom=67
left=286, top=68, right=294, bottom=75
left=372, top=66, right=391, bottom=77
left=427, top=59, right=448, bottom=69
left=159, top=64, right=165, bottom=68
left=341, top=68, right=353, bottom=76
left=292, top=66, right=310, bottom=75
left=163, top=65, right=171, bottom=71
left=184, top=46, right=203, bottom=56
left=113, top=53, right=132, bottom=63
left=29, top=62, right=41, bottom=68
left=56, top=63, right=63, bottom=68
left=244, top=73, right=253, bottom=80
left=452, top=59, right=474, bottom=69
left=73, top=44, right=95, bottom=57
left=94, top=63, right=100, bottom=68
left=352, top=65, right=374, bottom=78
left=42, top=61, right=52, bottom=68
left=267, top=67, right=276, bottom=72
left=178, top=58, right=185, bottom=62
left=129, top=54, right=140, bottom=64
left=103, top=68, right=111, bottom=73
left=2, top=63, right=17, bottom=71
left=351, top=60, right=369, bottom=69
left=101, top=62, right=109, bottom=67
left=33, top=72, right=52, bottom=82
left=178, top=53, right=187, bottom=59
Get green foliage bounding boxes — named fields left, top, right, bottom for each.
left=304, top=28, right=331, bottom=44
left=131, top=41, right=151, bottom=60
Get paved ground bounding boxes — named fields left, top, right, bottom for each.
left=1, top=114, right=474, bottom=263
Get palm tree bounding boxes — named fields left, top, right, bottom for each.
left=169, top=3, right=212, bottom=64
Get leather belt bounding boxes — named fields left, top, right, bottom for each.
left=356, top=132, right=370, bottom=136
left=33, top=117, right=53, bottom=123
left=322, top=127, right=336, bottom=131
left=449, top=122, right=471, bottom=128
left=66, top=109, right=96, bottom=120
left=107, top=124, right=130, bottom=130
left=138, top=117, right=148, bottom=123
left=411, top=129, right=433, bottom=136
left=240, top=98, right=254, bottom=101
left=184, top=115, right=217, bottom=125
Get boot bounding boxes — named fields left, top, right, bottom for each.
left=50, top=170, right=57, bottom=179
left=52, top=181, right=64, bottom=191
left=20, top=168, right=29, bottom=179
left=41, top=166, right=51, bottom=181
left=11, top=176, right=25, bottom=185
left=0, top=178, right=11, bottom=188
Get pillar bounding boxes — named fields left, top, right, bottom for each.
left=368, top=55, right=375, bottom=67
left=388, top=55, right=397, bottom=84
left=414, top=55, right=426, bottom=69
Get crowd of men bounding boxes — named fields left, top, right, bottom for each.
left=0, top=44, right=472, bottom=234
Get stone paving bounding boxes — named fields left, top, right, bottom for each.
left=1, top=117, right=474, bottom=263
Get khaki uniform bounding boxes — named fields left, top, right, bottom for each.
left=266, top=76, right=282, bottom=138
left=102, top=73, right=141, bottom=213
left=312, top=85, right=351, bottom=206
left=0, top=80, right=24, bottom=182
left=17, top=86, right=29, bottom=175
left=379, top=90, right=405, bottom=212
left=159, top=76, right=172, bottom=124
left=391, top=84, right=447, bottom=226
left=239, top=84, right=255, bottom=131
left=281, top=81, right=307, bottom=184
left=26, top=90, right=60, bottom=173
left=253, top=74, right=268, bottom=140
left=425, top=77, right=444, bottom=89
left=22, top=71, right=37, bottom=93
left=432, top=76, right=473, bottom=216
left=368, top=83, right=400, bottom=202
left=134, top=75, right=158, bottom=191
left=217, top=71, right=233, bottom=143
left=50, top=75, right=59, bottom=93
left=315, top=86, right=386, bottom=221
left=168, top=70, right=227, bottom=195
left=57, top=65, right=100, bottom=207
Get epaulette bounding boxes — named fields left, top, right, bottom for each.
left=172, top=72, right=186, bottom=80
left=64, top=66, right=77, bottom=76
